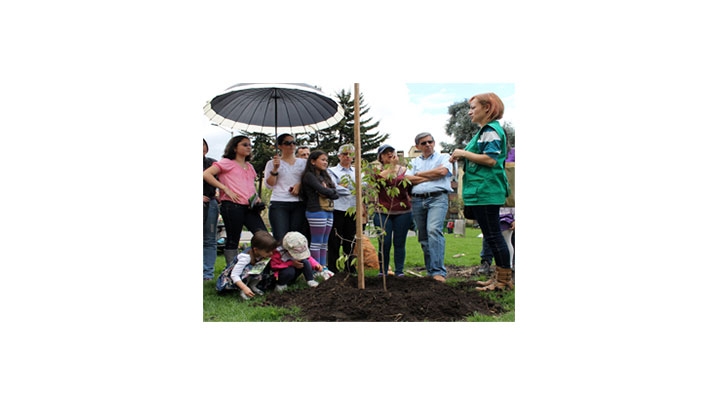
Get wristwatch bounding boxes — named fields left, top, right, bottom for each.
left=270, top=171, right=279, bottom=176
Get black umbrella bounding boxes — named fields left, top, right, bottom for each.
left=203, top=83, right=344, bottom=136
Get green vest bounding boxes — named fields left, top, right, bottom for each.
left=462, top=121, right=510, bottom=206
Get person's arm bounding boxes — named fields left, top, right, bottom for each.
left=264, top=157, right=280, bottom=188
left=378, top=156, right=400, bottom=179
left=450, top=149, right=497, bottom=167
left=234, top=279, right=254, bottom=297
left=330, top=168, right=353, bottom=196
left=451, top=130, right=503, bottom=167
left=405, top=174, right=428, bottom=185
left=308, top=256, right=322, bottom=272
left=230, top=256, right=255, bottom=297
left=414, top=165, right=449, bottom=180
left=304, top=173, right=339, bottom=199
left=203, top=165, right=241, bottom=203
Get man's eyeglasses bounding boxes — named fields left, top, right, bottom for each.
left=281, top=141, right=296, bottom=146
left=340, top=152, right=350, bottom=156
left=420, top=140, right=435, bottom=146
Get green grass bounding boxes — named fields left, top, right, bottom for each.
left=381, top=226, right=488, bottom=269
left=203, top=226, right=514, bottom=322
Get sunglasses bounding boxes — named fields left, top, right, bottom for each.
left=420, top=140, right=435, bottom=146
left=281, top=141, right=296, bottom=146
left=340, top=152, right=351, bottom=156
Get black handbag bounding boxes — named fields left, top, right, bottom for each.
left=249, top=193, right=266, bottom=212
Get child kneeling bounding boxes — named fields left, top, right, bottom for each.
left=271, top=232, right=325, bottom=291
left=217, top=230, right=277, bottom=300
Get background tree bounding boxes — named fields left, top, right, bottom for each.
left=441, top=100, right=473, bottom=152
left=443, top=99, right=515, bottom=158
left=311, top=88, right=389, bottom=165
left=246, top=131, right=276, bottom=196
left=503, top=121, right=515, bottom=148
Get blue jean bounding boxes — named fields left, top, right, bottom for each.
left=411, top=193, right=448, bottom=277
left=203, top=199, right=219, bottom=279
left=275, top=259, right=315, bottom=285
left=373, top=212, right=413, bottom=275
left=470, top=205, right=511, bottom=268
left=268, top=200, right=306, bottom=242
left=480, top=238, right=493, bottom=264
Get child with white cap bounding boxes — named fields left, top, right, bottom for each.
left=269, top=232, right=333, bottom=292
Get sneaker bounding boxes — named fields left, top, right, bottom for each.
left=239, top=291, right=251, bottom=301
left=307, top=280, right=319, bottom=288
left=275, top=284, right=288, bottom=293
left=396, top=272, right=405, bottom=277
left=474, top=262, right=491, bottom=275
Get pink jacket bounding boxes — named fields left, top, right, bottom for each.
left=269, top=248, right=320, bottom=278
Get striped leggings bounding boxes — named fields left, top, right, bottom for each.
left=306, top=210, right=334, bottom=266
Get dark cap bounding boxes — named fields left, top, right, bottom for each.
left=377, top=144, right=395, bottom=155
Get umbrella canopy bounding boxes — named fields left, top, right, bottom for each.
left=203, top=83, right=345, bottom=135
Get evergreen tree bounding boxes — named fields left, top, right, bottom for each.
left=313, top=88, right=389, bottom=165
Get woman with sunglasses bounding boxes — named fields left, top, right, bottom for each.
left=264, top=134, right=308, bottom=242
left=203, top=135, right=268, bottom=267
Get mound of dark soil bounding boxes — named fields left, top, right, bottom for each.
left=261, top=268, right=506, bottom=322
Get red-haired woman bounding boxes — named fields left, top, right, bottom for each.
left=450, top=93, right=513, bottom=291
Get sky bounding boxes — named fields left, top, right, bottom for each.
left=200, top=82, right=515, bottom=160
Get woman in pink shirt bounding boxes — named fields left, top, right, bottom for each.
left=203, top=135, right=268, bottom=267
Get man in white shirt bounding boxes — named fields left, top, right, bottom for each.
left=327, top=144, right=358, bottom=274
left=406, top=132, right=453, bottom=282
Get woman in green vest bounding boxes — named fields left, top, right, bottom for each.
left=450, top=93, right=513, bottom=291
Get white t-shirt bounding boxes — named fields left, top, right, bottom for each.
left=264, top=158, right=307, bottom=202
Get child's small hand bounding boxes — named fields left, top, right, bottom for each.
left=313, top=264, right=323, bottom=272
left=242, top=286, right=255, bottom=298
left=292, top=260, right=304, bottom=269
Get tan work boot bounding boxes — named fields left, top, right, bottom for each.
left=476, top=267, right=514, bottom=291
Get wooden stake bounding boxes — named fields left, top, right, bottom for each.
left=354, top=83, right=364, bottom=289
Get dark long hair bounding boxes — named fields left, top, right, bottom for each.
left=222, top=135, right=251, bottom=161
left=276, top=133, right=293, bottom=146
left=303, top=150, right=334, bottom=187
